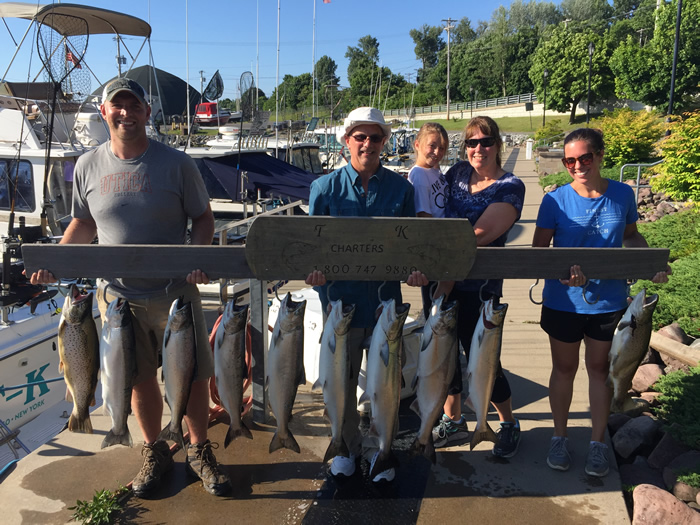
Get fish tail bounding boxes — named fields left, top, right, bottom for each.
left=323, top=437, right=349, bottom=464
left=269, top=431, right=301, bottom=454
left=410, top=437, right=437, bottom=464
left=157, top=423, right=185, bottom=451
left=369, top=449, right=398, bottom=479
left=224, top=422, right=254, bottom=448
left=101, top=429, right=133, bottom=449
left=67, top=411, right=93, bottom=434
left=469, top=423, right=497, bottom=450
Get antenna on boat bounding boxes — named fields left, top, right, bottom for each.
left=237, top=72, right=254, bottom=210
left=35, top=11, right=89, bottom=237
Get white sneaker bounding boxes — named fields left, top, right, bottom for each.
left=330, top=454, right=356, bottom=477
left=370, top=451, right=395, bottom=483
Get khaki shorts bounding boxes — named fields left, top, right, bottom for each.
left=97, top=282, right=214, bottom=385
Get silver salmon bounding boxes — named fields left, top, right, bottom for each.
left=157, top=297, right=197, bottom=451
left=214, top=301, right=252, bottom=447
left=608, top=289, right=659, bottom=413
left=467, top=297, right=508, bottom=450
left=361, top=298, right=410, bottom=479
left=267, top=293, right=306, bottom=454
left=410, top=294, right=458, bottom=463
left=58, top=284, right=99, bottom=434
left=313, top=299, right=355, bottom=463
left=100, top=298, right=135, bottom=448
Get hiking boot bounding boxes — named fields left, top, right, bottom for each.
left=370, top=451, right=395, bottom=483
left=547, top=436, right=571, bottom=471
left=492, top=419, right=521, bottom=458
left=185, top=441, right=231, bottom=496
left=330, top=453, right=356, bottom=477
left=585, top=441, right=610, bottom=477
left=132, top=441, right=173, bottom=497
left=432, top=414, right=469, bottom=448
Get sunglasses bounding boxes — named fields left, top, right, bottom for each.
left=561, top=152, right=595, bottom=169
left=349, top=133, right=384, bottom=144
left=464, top=137, right=496, bottom=148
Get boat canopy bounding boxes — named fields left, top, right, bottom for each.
left=195, top=152, right=318, bottom=203
left=0, top=2, right=152, bottom=37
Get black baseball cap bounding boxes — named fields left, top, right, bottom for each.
left=102, top=78, right=147, bottom=106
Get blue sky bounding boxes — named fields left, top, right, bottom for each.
left=1, top=1, right=541, bottom=101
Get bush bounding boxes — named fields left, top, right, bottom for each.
left=535, top=119, right=564, bottom=142
left=637, top=209, right=700, bottom=261
left=539, top=165, right=627, bottom=189
left=632, top=250, right=700, bottom=336
left=592, top=108, right=665, bottom=168
left=652, top=110, right=700, bottom=203
left=653, top=367, right=700, bottom=450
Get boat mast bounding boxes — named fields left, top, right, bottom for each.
left=312, top=0, right=316, bottom=118
left=185, top=0, right=191, bottom=143
left=275, top=0, right=280, bottom=158
left=256, top=0, right=259, bottom=110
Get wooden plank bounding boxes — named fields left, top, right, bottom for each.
left=21, top=244, right=254, bottom=280
left=467, top=247, right=670, bottom=280
left=245, top=216, right=478, bottom=281
left=650, top=332, right=700, bottom=367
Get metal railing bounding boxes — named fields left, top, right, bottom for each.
left=383, top=93, right=538, bottom=118
left=620, top=159, right=664, bottom=201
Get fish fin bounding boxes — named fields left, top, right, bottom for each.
left=297, top=363, right=307, bottom=387
left=157, top=424, right=185, bottom=452
left=213, top=328, right=225, bottom=353
left=368, top=421, right=378, bottom=438
left=323, top=437, right=350, bottom=464
left=58, top=360, right=64, bottom=373
left=163, top=326, right=171, bottom=349
left=411, top=436, right=436, bottom=464
left=101, top=429, right=133, bottom=449
left=269, top=431, right=300, bottom=454
left=420, top=330, right=433, bottom=352
left=358, top=392, right=369, bottom=405
left=605, top=374, right=613, bottom=389
left=464, top=395, right=475, bottom=413
left=401, top=373, right=406, bottom=389
left=409, top=397, right=420, bottom=416
left=411, top=374, right=419, bottom=391
left=469, top=423, right=497, bottom=450
left=68, top=412, right=93, bottom=434
left=311, top=379, right=324, bottom=393
left=64, top=385, right=73, bottom=403
left=224, top=422, right=253, bottom=448
left=329, top=337, right=337, bottom=355
left=380, top=340, right=390, bottom=367
left=369, top=450, right=398, bottom=479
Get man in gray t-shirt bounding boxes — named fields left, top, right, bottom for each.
left=31, top=78, right=230, bottom=497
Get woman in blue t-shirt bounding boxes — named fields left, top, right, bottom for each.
left=532, top=128, right=670, bottom=478
left=432, top=116, right=525, bottom=459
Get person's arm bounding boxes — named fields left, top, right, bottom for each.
left=623, top=223, right=671, bottom=283
left=186, top=204, right=215, bottom=285
left=472, top=202, right=519, bottom=246
left=29, top=217, right=97, bottom=284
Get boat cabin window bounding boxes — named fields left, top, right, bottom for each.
left=0, top=160, right=35, bottom=212
left=291, top=147, right=323, bottom=176
left=46, top=159, right=75, bottom=228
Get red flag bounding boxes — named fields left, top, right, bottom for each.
left=65, top=46, right=81, bottom=69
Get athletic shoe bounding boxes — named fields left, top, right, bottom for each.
left=132, top=441, right=173, bottom=497
left=370, top=451, right=395, bottom=483
left=330, top=453, right=356, bottom=477
left=585, top=441, right=610, bottom=477
left=547, top=436, right=571, bottom=471
left=185, top=441, right=231, bottom=496
left=432, top=414, right=469, bottom=448
left=492, top=419, right=521, bottom=458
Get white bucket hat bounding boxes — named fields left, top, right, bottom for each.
left=337, top=107, right=392, bottom=144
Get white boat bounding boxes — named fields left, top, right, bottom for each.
left=0, top=1, right=153, bottom=472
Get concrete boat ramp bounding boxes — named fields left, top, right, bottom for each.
left=0, top=148, right=631, bottom=524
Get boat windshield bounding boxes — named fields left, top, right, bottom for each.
left=0, top=160, right=35, bottom=212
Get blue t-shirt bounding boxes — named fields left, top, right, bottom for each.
left=536, top=180, right=638, bottom=313
left=445, top=161, right=525, bottom=296
left=309, top=162, right=416, bottom=328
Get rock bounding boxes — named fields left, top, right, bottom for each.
left=674, top=480, right=700, bottom=503
left=689, top=502, right=700, bottom=511
left=633, top=484, right=700, bottom=524
left=657, top=201, right=676, bottom=215
left=664, top=451, right=700, bottom=490
left=638, top=187, right=652, bottom=202
left=608, top=413, right=632, bottom=436
left=658, top=323, right=694, bottom=345
left=640, top=347, right=664, bottom=366
left=640, top=391, right=663, bottom=406
left=632, top=364, right=665, bottom=393
left=691, top=338, right=700, bottom=348
left=648, top=214, right=659, bottom=222
left=697, top=491, right=700, bottom=506
left=620, top=463, right=666, bottom=489
left=663, top=356, right=692, bottom=375
left=648, top=427, right=693, bottom=470
left=543, top=184, right=558, bottom=193
left=612, top=415, right=661, bottom=459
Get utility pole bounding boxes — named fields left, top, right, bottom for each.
left=442, top=17, right=455, bottom=120
left=199, top=70, right=205, bottom=106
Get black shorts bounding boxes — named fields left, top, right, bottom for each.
left=540, top=306, right=625, bottom=343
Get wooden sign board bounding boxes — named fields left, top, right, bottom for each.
left=21, top=244, right=253, bottom=280
left=245, top=216, right=477, bottom=281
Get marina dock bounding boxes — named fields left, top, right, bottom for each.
left=0, top=147, right=631, bottom=524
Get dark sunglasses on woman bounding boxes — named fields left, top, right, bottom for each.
left=561, top=152, right=594, bottom=169
left=464, top=137, right=497, bottom=148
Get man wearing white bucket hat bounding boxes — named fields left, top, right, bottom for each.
left=306, top=107, right=427, bottom=484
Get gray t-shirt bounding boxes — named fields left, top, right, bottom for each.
left=72, top=139, right=209, bottom=297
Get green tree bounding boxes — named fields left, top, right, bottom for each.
left=560, top=0, right=613, bottom=22
left=652, top=110, right=700, bottom=203
left=345, top=35, right=382, bottom=106
left=610, top=0, right=700, bottom=111
left=409, top=24, right=445, bottom=72
left=315, top=55, right=339, bottom=90
left=529, top=25, right=614, bottom=123
left=508, top=0, right=563, bottom=30
left=452, top=17, right=476, bottom=44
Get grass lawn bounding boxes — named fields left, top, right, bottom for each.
left=417, top=114, right=599, bottom=133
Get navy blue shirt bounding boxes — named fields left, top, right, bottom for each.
left=309, top=162, right=416, bottom=328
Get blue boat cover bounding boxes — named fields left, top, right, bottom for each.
left=194, top=152, right=318, bottom=203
